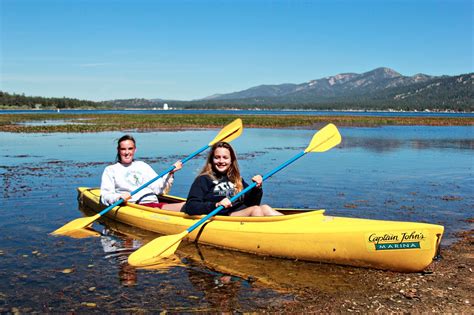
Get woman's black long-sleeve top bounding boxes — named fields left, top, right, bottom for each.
left=182, top=174, right=263, bottom=215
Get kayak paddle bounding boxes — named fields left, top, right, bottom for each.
left=51, top=118, right=243, bottom=236
left=128, top=123, right=342, bottom=267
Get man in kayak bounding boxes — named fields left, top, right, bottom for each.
left=100, top=134, right=185, bottom=211
left=182, top=141, right=282, bottom=216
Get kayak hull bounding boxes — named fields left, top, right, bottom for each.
left=78, top=187, right=444, bottom=272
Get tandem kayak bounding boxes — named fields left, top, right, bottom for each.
left=78, top=187, right=444, bottom=272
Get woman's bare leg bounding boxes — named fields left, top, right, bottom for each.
left=230, top=205, right=283, bottom=217
left=230, top=205, right=263, bottom=217
left=161, top=202, right=185, bottom=212
left=260, top=204, right=283, bottom=216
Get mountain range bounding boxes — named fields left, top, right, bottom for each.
left=202, top=67, right=433, bottom=101
left=103, top=67, right=473, bottom=111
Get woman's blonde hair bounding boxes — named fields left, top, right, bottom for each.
left=199, top=141, right=243, bottom=192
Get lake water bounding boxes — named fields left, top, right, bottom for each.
left=0, top=126, right=472, bottom=312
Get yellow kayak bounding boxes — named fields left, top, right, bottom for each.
left=78, top=187, right=444, bottom=272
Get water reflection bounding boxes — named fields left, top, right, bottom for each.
left=409, top=139, right=474, bottom=150
left=100, top=229, right=141, bottom=286
left=90, top=208, right=367, bottom=293
left=341, top=137, right=403, bottom=152
left=71, top=213, right=294, bottom=311
left=185, top=264, right=244, bottom=312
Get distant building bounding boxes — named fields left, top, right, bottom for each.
left=163, top=103, right=169, bottom=110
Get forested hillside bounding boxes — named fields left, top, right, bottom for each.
left=0, top=92, right=97, bottom=109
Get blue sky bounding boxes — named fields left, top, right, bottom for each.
left=1, top=0, right=472, bottom=101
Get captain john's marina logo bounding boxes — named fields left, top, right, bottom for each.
left=366, top=231, right=428, bottom=251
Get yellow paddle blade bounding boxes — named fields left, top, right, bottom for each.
left=57, top=227, right=101, bottom=239
left=209, top=118, right=243, bottom=145
left=128, top=230, right=189, bottom=267
left=304, top=123, right=342, bottom=153
left=50, top=214, right=100, bottom=236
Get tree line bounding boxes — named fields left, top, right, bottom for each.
left=0, top=91, right=98, bottom=109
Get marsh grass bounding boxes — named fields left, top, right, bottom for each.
left=0, top=113, right=472, bottom=133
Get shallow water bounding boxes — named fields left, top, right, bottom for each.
left=0, top=126, right=472, bottom=312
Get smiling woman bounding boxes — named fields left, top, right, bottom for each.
left=182, top=141, right=282, bottom=217
left=100, top=134, right=185, bottom=211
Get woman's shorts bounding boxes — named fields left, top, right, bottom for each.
left=140, top=202, right=167, bottom=209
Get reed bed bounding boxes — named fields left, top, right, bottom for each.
left=0, top=113, right=472, bottom=133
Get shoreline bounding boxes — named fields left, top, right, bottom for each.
left=1, top=107, right=473, bottom=115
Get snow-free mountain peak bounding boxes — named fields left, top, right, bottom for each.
left=203, top=67, right=429, bottom=101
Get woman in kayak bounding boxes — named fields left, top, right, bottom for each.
left=100, top=134, right=185, bottom=211
left=182, top=141, right=282, bottom=216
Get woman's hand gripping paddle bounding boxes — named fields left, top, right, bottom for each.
left=51, top=118, right=243, bottom=237
left=128, top=123, right=342, bottom=267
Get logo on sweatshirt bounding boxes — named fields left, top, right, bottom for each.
left=125, top=170, right=144, bottom=186
left=213, top=180, right=235, bottom=197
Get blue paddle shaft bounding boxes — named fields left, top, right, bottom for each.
left=186, top=150, right=306, bottom=233
left=98, top=144, right=210, bottom=216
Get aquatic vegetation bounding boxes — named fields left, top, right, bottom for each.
left=0, top=113, right=472, bottom=133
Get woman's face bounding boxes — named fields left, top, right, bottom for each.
left=212, top=147, right=232, bottom=174
left=118, top=139, right=136, bottom=164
